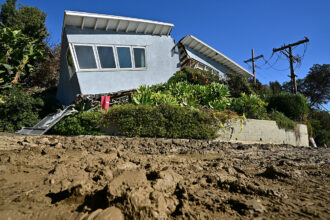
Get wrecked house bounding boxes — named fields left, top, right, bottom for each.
left=57, top=11, right=252, bottom=105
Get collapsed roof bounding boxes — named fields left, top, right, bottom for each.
left=179, top=35, right=252, bottom=77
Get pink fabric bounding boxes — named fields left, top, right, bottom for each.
left=101, top=96, right=110, bottom=109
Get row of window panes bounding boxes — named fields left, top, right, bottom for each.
left=72, top=44, right=146, bottom=71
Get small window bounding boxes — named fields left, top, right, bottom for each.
left=74, top=45, right=97, bottom=69
left=97, top=46, right=116, bottom=69
left=116, top=47, right=132, bottom=68
left=133, top=48, right=146, bottom=68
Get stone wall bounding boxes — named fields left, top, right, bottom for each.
left=217, top=119, right=309, bottom=147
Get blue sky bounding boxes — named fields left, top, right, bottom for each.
left=6, top=0, right=330, bottom=108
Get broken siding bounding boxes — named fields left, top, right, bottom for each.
left=179, top=44, right=229, bottom=77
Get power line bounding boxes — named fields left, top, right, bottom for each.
left=273, top=37, right=310, bottom=93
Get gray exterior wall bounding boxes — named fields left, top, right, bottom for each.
left=56, top=26, right=180, bottom=105
left=217, top=119, right=309, bottom=147
left=56, top=33, right=82, bottom=105
left=184, top=46, right=230, bottom=78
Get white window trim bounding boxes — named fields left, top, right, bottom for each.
left=132, top=46, right=147, bottom=70
left=72, top=43, right=99, bottom=71
left=67, top=45, right=77, bottom=79
left=96, top=45, right=118, bottom=70
left=70, top=43, right=147, bottom=73
left=116, top=46, right=134, bottom=70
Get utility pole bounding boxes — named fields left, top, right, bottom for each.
left=273, top=37, right=309, bottom=94
left=244, top=49, right=263, bottom=84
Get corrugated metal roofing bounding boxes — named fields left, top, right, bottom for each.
left=180, top=35, right=252, bottom=77
left=63, top=11, right=174, bottom=36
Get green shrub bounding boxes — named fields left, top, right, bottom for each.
left=223, top=73, right=252, bottom=98
left=101, top=104, right=218, bottom=139
left=132, top=82, right=231, bottom=110
left=0, top=87, right=44, bottom=132
left=270, top=110, right=295, bottom=130
left=230, top=93, right=268, bottom=119
left=132, top=85, right=178, bottom=106
left=308, top=110, right=330, bottom=146
left=167, top=66, right=220, bottom=85
left=51, top=111, right=103, bottom=136
left=267, top=93, right=308, bottom=121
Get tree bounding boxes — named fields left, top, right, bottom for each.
left=29, top=44, right=61, bottom=88
left=14, top=6, right=48, bottom=43
left=224, top=73, right=252, bottom=98
left=0, top=1, right=49, bottom=42
left=300, top=64, right=330, bottom=109
left=0, top=0, right=17, bottom=26
left=269, top=81, right=282, bottom=94
left=281, top=64, right=330, bottom=109
left=309, top=110, right=330, bottom=146
left=0, top=26, right=44, bottom=89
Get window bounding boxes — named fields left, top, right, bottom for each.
left=117, top=47, right=132, bottom=68
left=74, top=45, right=97, bottom=69
left=133, top=48, right=146, bottom=68
left=71, top=43, right=146, bottom=71
left=97, top=46, right=116, bottom=69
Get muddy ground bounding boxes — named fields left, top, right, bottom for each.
left=0, top=133, right=329, bottom=220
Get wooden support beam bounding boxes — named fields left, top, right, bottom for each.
left=105, top=19, right=111, bottom=31
left=94, top=18, right=99, bottom=30
left=151, top=25, right=157, bottom=35
left=166, top=27, right=171, bottom=36
left=135, top=23, right=141, bottom=33
left=81, top=17, right=85, bottom=30
left=144, top=24, right=149, bottom=34
left=125, top=22, right=130, bottom=32
left=116, top=20, right=121, bottom=32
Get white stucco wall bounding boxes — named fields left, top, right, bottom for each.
left=66, top=27, right=180, bottom=95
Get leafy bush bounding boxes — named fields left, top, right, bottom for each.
left=270, top=110, right=295, bottom=131
left=101, top=104, right=218, bottom=139
left=132, top=82, right=231, bottom=110
left=167, top=66, right=220, bottom=85
left=51, top=111, right=103, bottom=136
left=132, top=85, right=178, bottom=106
left=230, top=93, right=268, bottom=119
left=223, top=73, right=252, bottom=98
left=0, top=25, right=44, bottom=89
left=267, top=93, right=309, bottom=121
left=308, top=110, right=330, bottom=146
left=0, top=87, right=44, bottom=132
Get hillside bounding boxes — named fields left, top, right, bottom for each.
left=0, top=133, right=329, bottom=219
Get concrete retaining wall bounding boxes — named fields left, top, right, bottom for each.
left=216, top=119, right=309, bottom=147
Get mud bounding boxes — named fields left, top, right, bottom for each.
left=0, top=133, right=329, bottom=219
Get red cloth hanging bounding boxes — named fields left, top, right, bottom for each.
left=101, top=96, right=110, bottom=109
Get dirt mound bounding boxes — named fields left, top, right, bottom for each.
left=0, top=133, right=329, bottom=219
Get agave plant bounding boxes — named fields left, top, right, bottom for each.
left=131, top=85, right=153, bottom=105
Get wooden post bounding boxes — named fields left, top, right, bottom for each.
left=244, top=50, right=263, bottom=84
left=273, top=37, right=309, bottom=93
left=288, top=47, right=297, bottom=94
left=252, top=49, right=256, bottom=84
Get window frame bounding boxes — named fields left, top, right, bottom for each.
left=95, top=45, right=118, bottom=70
left=70, top=43, right=147, bottom=72
left=72, top=43, right=99, bottom=71
left=67, top=45, right=77, bottom=78
left=132, top=46, right=147, bottom=70
left=115, top=46, right=134, bottom=70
